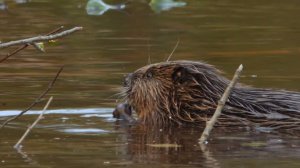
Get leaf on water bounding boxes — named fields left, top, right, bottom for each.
left=146, top=143, right=182, bottom=148
left=241, top=141, right=267, bottom=147
left=32, top=42, right=45, bottom=53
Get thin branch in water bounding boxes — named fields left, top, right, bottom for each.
left=14, top=96, right=53, bottom=149
left=15, top=147, right=39, bottom=166
left=0, top=27, right=82, bottom=49
left=0, top=45, right=28, bottom=63
left=199, top=143, right=221, bottom=168
left=0, top=26, right=65, bottom=63
left=0, top=66, right=64, bottom=129
left=166, top=39, right=180, bottom=62
left=199, top=64, right=243, bottom=144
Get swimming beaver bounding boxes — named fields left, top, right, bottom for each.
left=121, top=60, right=300, bottom=134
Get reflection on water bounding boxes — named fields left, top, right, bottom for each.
left=0, top=108, right=113, bottom=117
left=62, top=128, right=109, bottom=134
left=1, top=0, right=300, bottom=167
left=149, top=0, right=186, bottom=13
left=0, top=0, right=30, bottom=10
left=1, top=108, right=300, bottom=167
left=14, top=0, right=30, bottom=4
left=86, top=0, right=125, bottom=16
left=111, top=123, right=299, bottom=167
left=0, top=0, right=7, bottom=10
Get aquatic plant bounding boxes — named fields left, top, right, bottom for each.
left=149, top=0, right=186, bottom=13
left=86, top=0, right=125, bottom=16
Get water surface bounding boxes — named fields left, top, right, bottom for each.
left=1, top=0, right=300, bottom=167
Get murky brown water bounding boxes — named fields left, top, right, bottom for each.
left=0, top=0, right=300, bottom=167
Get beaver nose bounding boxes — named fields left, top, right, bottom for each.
left=124, top=73, right=133, bottom=87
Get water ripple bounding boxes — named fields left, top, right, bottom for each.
left=0, top=108, right=114, bottom=117
left=61, top=128, right=110, bottom=134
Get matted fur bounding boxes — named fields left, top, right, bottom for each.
left=122, top=60, right=300, bottom=134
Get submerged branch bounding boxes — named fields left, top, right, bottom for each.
left=0, top=66, right=64, bottom=129
left=199, top=64, right=243, bottom=144
left=14, top=97, right=53, bottom=149
left=0, top=27, right=82, bottom=49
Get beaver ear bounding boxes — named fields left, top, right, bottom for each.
left=172, top=67, right=190, bottom=84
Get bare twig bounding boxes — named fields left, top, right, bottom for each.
left=0, top=26, right=65, bottom=63
left=0, top=27, right=82, bottom=49
left=199, top=64, right=243, bottom=144
left=14, top=96, right=53, bottom=149
left=45, top=26, right=65, bottom=35
left=0, top=66, right=64, bottom=129
left=0, top=45, right=28, bottom=63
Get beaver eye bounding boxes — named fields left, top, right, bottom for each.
left=146, top=71, right=153, bottom=78
left=172, top=67, right=188, bottom=84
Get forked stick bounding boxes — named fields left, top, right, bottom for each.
left=0, top=26, right=65, bottom=63
left=0, top=27, right=82, bottom=49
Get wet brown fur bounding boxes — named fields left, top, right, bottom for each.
left=122, top=60, right=300, bottom=134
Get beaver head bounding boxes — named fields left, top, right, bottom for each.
left=123, top=60, right=232, bottom=126
left=121, top=60, right=300, bottom=134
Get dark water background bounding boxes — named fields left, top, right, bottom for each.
left=0, top=0, right=300, bottom=167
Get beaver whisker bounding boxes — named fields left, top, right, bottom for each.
left=115, top=89, right=128, bottom=99
left=166, top=39, right=180, bottom=62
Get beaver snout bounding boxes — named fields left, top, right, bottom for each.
left=112, top=103, right=132, bottom=119
left=124, top=73, right=133, bottom=87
